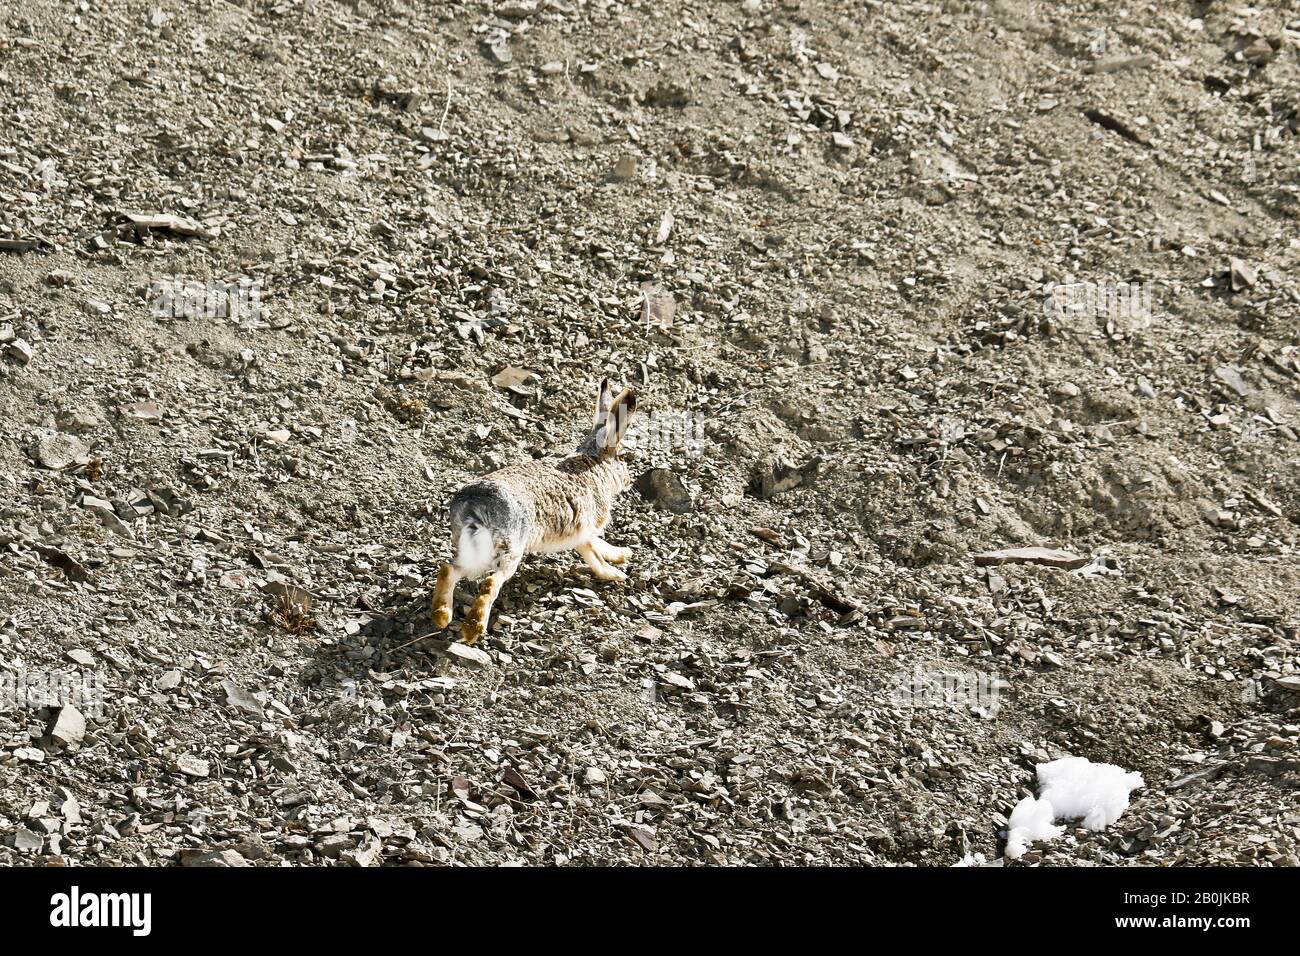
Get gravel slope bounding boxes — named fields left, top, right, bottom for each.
left=0, top=0, right=1297, bottom=866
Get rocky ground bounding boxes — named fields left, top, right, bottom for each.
left=0, top=0, right=1298, bottom=867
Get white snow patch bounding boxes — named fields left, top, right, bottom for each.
left=1004, top=756, right=1144, bottom=859
left=1037, top=756, right=1145, bottom=830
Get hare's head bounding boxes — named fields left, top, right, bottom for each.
left=576, top=378, right=637, bottom=474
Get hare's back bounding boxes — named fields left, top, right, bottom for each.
left=489, top=461, right=606, bottom=553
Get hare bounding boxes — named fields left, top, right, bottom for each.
left=432, top=379, right=638, bottom=644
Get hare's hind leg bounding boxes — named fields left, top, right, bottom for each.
left=431, top=563, right=461, bottom=629
left=461, top=551, right=521, bottom=645
left=591, top=537, right=632, bottom=565
left=577, top=542, right=626, bottom=582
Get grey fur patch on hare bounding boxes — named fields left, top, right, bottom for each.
left=432, top=379, right=639, bottom=645
left=447, top=480, right=531, bottom=577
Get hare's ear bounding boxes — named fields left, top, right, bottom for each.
left=588, top=386, right=636, bottom=456
left=594, top=387, right=636, bottom=456
left=593, top=378, right=616, bottom=428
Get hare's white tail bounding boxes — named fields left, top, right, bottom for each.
left=455, top=522, right=495, bottom=577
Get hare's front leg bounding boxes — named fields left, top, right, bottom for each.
left=577, top=542, right=626, bottom=582
left=432, top=563, right=462, bottom=629
left=591, top=537, right=632, bottom=565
